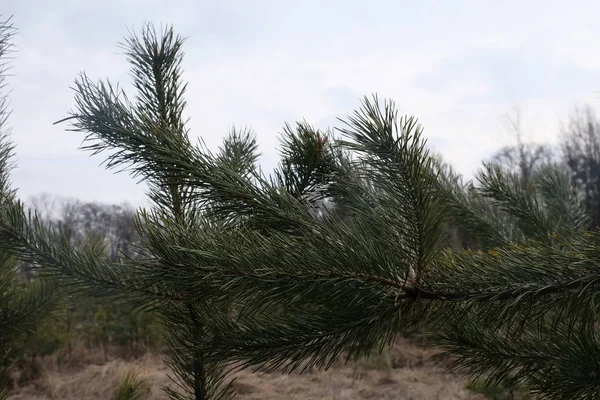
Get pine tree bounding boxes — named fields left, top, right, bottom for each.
left=0, top=16, right=60, bottom=398
left=1, top=23, right=600, bottom=400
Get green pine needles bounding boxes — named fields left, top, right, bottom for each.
left=2, top=21, right=600, bottom=400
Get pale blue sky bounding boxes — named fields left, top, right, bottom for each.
left=4, top=0, right=600, bottom=206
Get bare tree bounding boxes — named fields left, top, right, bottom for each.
left=27, top=194, right=139, bottom=259
left=560, top=104, right=600, bottom=229
left=27, top=193, right=57, bottom=221
left=491, top=106, right=555, bottom=184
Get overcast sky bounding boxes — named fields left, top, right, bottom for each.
left=3, top=0, right=600, bottom=207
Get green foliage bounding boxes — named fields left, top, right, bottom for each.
left=22, top=314, right=70, bottom=358
left=217, top=128, right=260, bottom=178
left=273, top=122, right=336, bottom=201
left=443, top=161, right=589, bottom=250
left=115, top=371, right=151, bottom=400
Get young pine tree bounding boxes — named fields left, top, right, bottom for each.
left=1, top=23, right=600, bottom=400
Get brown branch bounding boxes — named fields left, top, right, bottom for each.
left=400, top=271, right=600, bottom=302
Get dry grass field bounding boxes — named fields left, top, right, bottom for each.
left=6, top=336, right=488, bottom=400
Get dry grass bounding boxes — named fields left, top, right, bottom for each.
left=7, top=337, right=485, bottom=400
left=7, top=354, right=171, bottom=400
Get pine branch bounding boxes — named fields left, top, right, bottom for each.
left=336, top=95, right=447, bottom=277
left=442, top=162, right=588, bottom=250
left=0, top=199, right=182, bottom=305
left=432, top=316, right=600, bottom=399
left=442, top=174, right=523, bottom=249
left=477, top=163, right=554, bottom=243
left=136, top=195, right=600, bottom=372
left=272, top=122, right=336, bottom=202
left=533, top=164, right=590, bottom=231
left=216, top=127, right=260, bottom=179
left=201, top=296, right=411, bottom=374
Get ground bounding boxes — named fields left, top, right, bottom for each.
left=7, top=336, right=486, bottom=400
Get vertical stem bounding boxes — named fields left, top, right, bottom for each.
left=188, top=304, right=207, bottom=400
left=170, top=183, right=207, bottom=400
left=66, top=307, right=73, bottom=359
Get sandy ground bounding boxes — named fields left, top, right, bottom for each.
left=7, top=337, right=485, bottom=400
